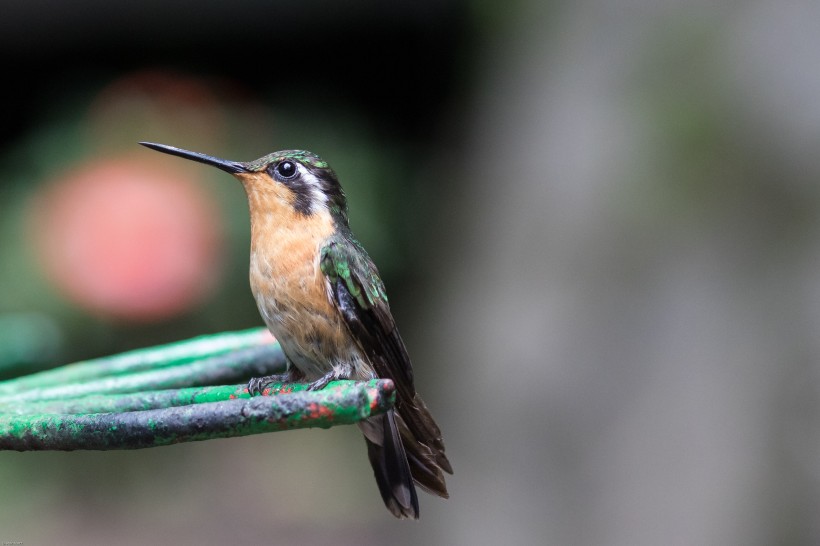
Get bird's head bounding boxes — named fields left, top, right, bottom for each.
left=140, top=142, right=349, bottom=226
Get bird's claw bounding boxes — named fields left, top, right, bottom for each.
left=247, top=372, right=291, bottom=396
left=248, top=369, right=343, bottom=394
left=307, top=369, right=348, bottom=391
left=307, top=376, right=331, bottom=391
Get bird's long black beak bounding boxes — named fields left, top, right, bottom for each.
left=139, top=142, right=248, bottom=174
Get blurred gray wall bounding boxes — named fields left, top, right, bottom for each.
left=418, top=1, right=820, bottom=544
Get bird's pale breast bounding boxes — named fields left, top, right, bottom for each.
left=245, top=188, right=369, bottom=380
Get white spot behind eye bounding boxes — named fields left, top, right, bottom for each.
left=298, top=165, right=329, bottom=210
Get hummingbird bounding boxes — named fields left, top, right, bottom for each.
left=140, top=141, right=451, bottom=518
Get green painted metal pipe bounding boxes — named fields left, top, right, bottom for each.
left=0, top=327, right=272, bottom=396
left=0, top=381, right=331, bottom=415
left=0, top=343, right=285, bottom=403
left=0, top=379, right=395, bottom=451
left=0, top=383, right=248, bottom=415
left=0, top=329, right=396, bottom=452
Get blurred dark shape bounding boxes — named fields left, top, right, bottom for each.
left=29, top=157, right=224, bottom=322
left=86, top=70, right=232, bottom=154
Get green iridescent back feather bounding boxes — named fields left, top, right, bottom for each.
left=321, top=235, right=389, bottom=308
left=319, top=233, right=415, bottom=395
left=319, top=233, right=452, bottom=495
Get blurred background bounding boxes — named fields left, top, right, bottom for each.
left=2, top=0, right=820, bottom=544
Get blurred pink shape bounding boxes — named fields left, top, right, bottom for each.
left=31, top=157, right=224, bottom=321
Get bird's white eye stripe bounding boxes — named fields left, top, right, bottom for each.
left=300, top=168, right=329, bottom=206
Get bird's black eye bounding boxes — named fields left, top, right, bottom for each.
left=275, top=161, right=298, bottom=179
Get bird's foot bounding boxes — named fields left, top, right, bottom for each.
left=306, top=368, right=348, bottom=391
left=247, top=370, right=302, bottom=396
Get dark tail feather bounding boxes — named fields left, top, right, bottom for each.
left=402, top=394, right=453, bottom=475
left=394, top=404, right=451, bottom=498
left=360, top=395, right=451, bottom=518
left=363, top=410, right=419, bottom=519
